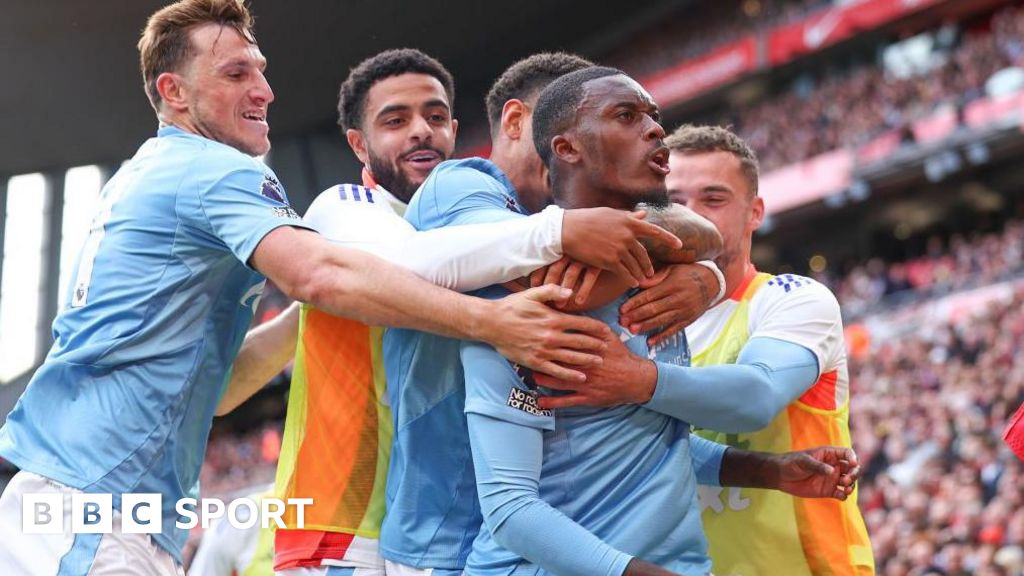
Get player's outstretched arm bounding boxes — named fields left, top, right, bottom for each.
left=217, top=301, right=300, bottom=416
left=536, top=336, right=817, bottom=431
left=252, top=226, right=611, bottom=381
left=717, top=443, right=860, bottom=501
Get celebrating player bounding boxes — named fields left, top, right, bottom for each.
left=461, top=66, right=862, bottom=576
left=381, top=57, right=857, bottom=576
left=218, top=48, right=686, bottom=576
left=662, top=125, right=875, bottom=575
left=0, top=2, right=654, bottom=572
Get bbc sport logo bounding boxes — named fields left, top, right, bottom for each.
left=22, top=493, right=313, bottom=534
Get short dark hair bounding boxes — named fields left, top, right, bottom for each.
left=337, top=48, right=455, bottom=131
left=532, top=66, right=623, bottom=168
left=665, top=124, right=760, bottom=196
left=484, top=52, right=593, bottom=136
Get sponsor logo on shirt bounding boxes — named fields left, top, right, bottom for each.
left=506, top=387, right=552, bottom=417
left=504, top=194, right=521, bottom=213
left=260, top=174, right=286, bottom=204
left=240, top=281, right=265, bottom=312
left=271, top=206, right=300, bottom=220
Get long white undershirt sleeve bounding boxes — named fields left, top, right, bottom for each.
left=303, top=185, right=563, bottom=292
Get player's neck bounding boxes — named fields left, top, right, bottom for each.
left=722, top=253, right=754, bottom=301
left=555, top=174, right=635, bottom=211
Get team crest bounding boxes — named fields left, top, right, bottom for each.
left=260, top=174, right=285, bottom=203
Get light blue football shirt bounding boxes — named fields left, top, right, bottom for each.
left=0, top=126, right=313, bottom=562
left=381, top=158, right=724, bottom=572
left=462, top=289, right=713, bottom=576
left=381, top=158, right=527, bottom=569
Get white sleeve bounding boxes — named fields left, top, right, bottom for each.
left=748, top=275, right=844, bottom=378
left=304, top=186, right=563, bottom=292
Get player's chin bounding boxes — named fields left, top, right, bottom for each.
left=238, top=137, right=271, bottom=157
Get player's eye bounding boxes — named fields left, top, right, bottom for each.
left=618, top=110, right=635, bottom=121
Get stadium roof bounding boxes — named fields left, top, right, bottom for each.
left=2, top=0, right=683, bottom=176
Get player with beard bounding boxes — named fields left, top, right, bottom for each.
left=460, top=67, right=863, bottom=576
left=460, top=65, right=703, bottom=576
left=0, top=2, right=658, bottom=572
left=384, top=56, right=859, bottom=576
left=215, top=49, right=682, bottom=576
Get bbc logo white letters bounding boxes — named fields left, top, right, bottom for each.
left=71, top=493, right=113, bottom=534
left=22, top=493, right=63, bottom=534
left=122, top=494, right=162, bottom=534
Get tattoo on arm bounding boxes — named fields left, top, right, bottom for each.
left=688, top=269, right=710, bottom=305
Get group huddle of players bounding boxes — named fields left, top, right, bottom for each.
left=0, top=1, right=875, bottom=575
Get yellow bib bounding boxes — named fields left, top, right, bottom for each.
left=693, top=273, right=874, bottom=576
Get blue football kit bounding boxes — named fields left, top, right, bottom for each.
left=0, top=126, right=313, bottom=562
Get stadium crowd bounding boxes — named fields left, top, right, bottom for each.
left=606, top=0, right=1024, bottom=172
left=851, top=287, right=1024, bottom=575
left=821, top=217, right=1024, bottom=320
left=727, top=4, right=1024, bottom=170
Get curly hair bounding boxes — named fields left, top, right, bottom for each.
left=337, top=48, right=454, bottom=132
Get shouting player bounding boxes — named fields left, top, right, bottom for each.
left=217, top=48, right=684, bottom=576
left=0, top=2, right=642, bottom=573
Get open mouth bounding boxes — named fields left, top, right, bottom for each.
left=242, top=110, right=267, bottom=124
left=648, top=146, right=670, bottom=175
left=403, top=149, right=443, bottom=170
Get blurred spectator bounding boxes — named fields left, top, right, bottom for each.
left=724, top=5, right=1024, bottom=170
left=824, top=220, right=1024, bottom=319
left=604, top=0, right=1024, bottom=172
left=852, top=288, right=1024, bottom=574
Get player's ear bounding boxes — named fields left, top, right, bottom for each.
left=551, top=133, right=581, bottom=165
left=346, top=129, right=369, bottom=165
left=749, top=194, right=765, bottom=232
left=156, top=72, right=188, bottom=113
left=451, top=117, right=459, bottom=139
left=501, top=99, right=526, bottom=141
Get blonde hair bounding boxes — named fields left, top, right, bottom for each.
left=137, top=0, right=255, bottom=112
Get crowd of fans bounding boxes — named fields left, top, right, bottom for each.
left=729, top=4, right=1024, bottom=170
left=605, top=0, right=1024, bottom=172
left=198, top=423, right=281, bottom=502
left=819, top=218, right=1024, bottom=319
left=852, top=288, right=1024, bottom=575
